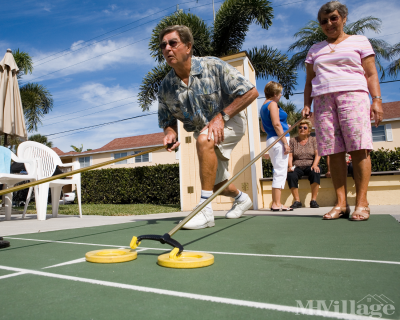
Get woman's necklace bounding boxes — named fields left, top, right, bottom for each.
left=327, top=42, right=337, bottom=53
left=327, top=34, right=347, bottom=53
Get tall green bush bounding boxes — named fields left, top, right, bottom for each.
left=262, top=148, right=400, bottom=178
left=81, top=164, right=179, bottom=204
left=370, top=148, right=400, bottom=172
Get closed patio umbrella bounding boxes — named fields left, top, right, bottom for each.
left=0, top=49, right=27, bottom=249
left=0, top=49, right=27, bottom=146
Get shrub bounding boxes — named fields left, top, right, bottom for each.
left=81, top=164, right=179, bottom=204
left=370, top=147, right=400, bottom=172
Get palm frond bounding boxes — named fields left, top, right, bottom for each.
left=20, top=83, right=53, bottom=132
left=213, top=0, right=273, bottom=56
left=12, top=49, right=33, bottom=79
left=247, top=45, right=297, bottom=98
left=149, top=12, right=212, bottom=63
left=70, top=144, right=83, bottom=152
left=345, top=16, right=381, bottom=35
left=278, top=100, right=302, bottom=136
left=387, top=42, right=400, bottom=77
left=28, top=134, right=53, bottom=148
left=288, top=21, right=326, bottom=70
left=138, top=63, right=172, bottom=111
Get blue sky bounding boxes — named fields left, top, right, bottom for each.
left=2, top=0, right=399, bottom=152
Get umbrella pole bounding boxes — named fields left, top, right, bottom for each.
left=3, top=134, right=7, bottom=147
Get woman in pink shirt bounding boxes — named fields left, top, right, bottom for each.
left=301, top=1, right=383, bottom=221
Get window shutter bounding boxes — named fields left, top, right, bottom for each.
left=148, top=152, right=152, bottom=162
left=90, top=156, right=93, bottom=166
left=385, top=124, right=393, bottom=142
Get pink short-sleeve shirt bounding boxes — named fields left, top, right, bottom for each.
left=305, top=35, right=375, bottom=97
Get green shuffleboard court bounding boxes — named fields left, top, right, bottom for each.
left=1, top=214, right=399, bottom=320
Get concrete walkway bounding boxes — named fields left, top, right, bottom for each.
left=1, top=205, right=399, bottom=237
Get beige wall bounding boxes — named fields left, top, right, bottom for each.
left=72, top=147, right=178, bottom=170
left=261, top=175, right=400, bottom=207
left=179, top=52, right=263, bottom=211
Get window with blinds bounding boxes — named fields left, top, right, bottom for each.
left=114, top=152, right=128, bottom=165
left=134, top=151, right=150, bottom=163
left=372, top=125, right=386, bottom=142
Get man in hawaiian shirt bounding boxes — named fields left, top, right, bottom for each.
left=158, top=25, right=259, bottom=229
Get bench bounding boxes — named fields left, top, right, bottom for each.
left=259, top=170, right=400, bottom=207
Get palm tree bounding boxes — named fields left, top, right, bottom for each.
left=70, top=144, right=84, bottom=152
left=387, top=41, right=400, bottom=77
left=139, top=0, right=297, bottom=111
left=288, top=17, right=390, bottom=76
left=279, top=100, right=302, bottom=131
left=13, top=49, right=54, bottom=132
left=20, top=84, right=53, bottom=132
left=28, top=133, right=53, bottom=148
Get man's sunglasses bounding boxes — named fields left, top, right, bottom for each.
left=159, top=40, right=182, bottom=50
left=320, top=15, right=339, bottom=25
left=299, top=126, right=309, bottom=130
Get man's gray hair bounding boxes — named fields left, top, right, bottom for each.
left=317, top=1, right=348, bottom=23
left=159, top=25, right=194, bottom=54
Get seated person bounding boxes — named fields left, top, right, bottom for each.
left=287, top=119, right=321, bottom=208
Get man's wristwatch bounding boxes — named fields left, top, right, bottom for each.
left=220, top=110, right=230, bottom=122
left=372, top=96, right=382, bottom=100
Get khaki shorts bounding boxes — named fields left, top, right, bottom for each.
left=194, top=111, right=247, bottom=185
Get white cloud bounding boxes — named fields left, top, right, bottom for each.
left=243, top=21, right=295, bottom=52
left=347, top=0, right=400, bottom=45
left=38, top=82, right=161, bottom=151
left=24, top=37, right=155, bottom=83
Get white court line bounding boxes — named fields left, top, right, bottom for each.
left=0, top=271, right=27, bottom=280
left=43, top=258, right=86, bottom=269
left=0, top=265, right=390, bottom=320
left=6, top=237, right=400, bottom=266
left=42, top=248, right=149, bottom=269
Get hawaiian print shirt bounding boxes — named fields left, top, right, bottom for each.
left=158, top=56, right=254, bottom=133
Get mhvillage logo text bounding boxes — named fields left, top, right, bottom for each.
left=295, top=295, right=395, bottom=317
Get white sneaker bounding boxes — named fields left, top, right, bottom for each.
left=182, top=207, right=215, bottom=230
left=225, top=197, right=253, bottom=219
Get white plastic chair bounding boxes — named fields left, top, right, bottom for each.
left=17, top=141, right=82, bottom=221
left=0, top=151, right=36, bottom=221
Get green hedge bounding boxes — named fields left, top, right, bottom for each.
left=262, top=148, right=400, bottom=178
left=370, top=147, right=400, bottom=171
left=81, top=164, right=179, bottom=205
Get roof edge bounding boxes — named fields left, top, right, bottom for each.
left=59, top=143, right=164, bottom=157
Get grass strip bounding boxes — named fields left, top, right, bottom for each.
left=15, top=203, right=180, bottom=216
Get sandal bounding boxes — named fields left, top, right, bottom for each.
left=323, top=205, right=350, bottom=220
left=271, top=205, right=293, bottom=212
left=350, top=206, right=370, bottom=221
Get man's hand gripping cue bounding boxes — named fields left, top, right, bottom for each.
left=163, top=125, right=180, bottom=152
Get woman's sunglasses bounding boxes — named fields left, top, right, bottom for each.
left=299, top=126, right=309, bottom=130
left=159, top=40, right=182, bottom=50
left=320, top=15, right=339, bottom=25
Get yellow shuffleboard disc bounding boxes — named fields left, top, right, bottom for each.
left=158, top=249, right=214, bottom=268
left=86, top=249, right=137, bottom=263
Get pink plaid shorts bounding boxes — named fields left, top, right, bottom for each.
left=313, top=91, right=373, bottom=156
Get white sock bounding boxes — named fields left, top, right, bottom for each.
left=234, top=191, right=248, bottom=202
left=199, top=190, right=213, bottom=211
